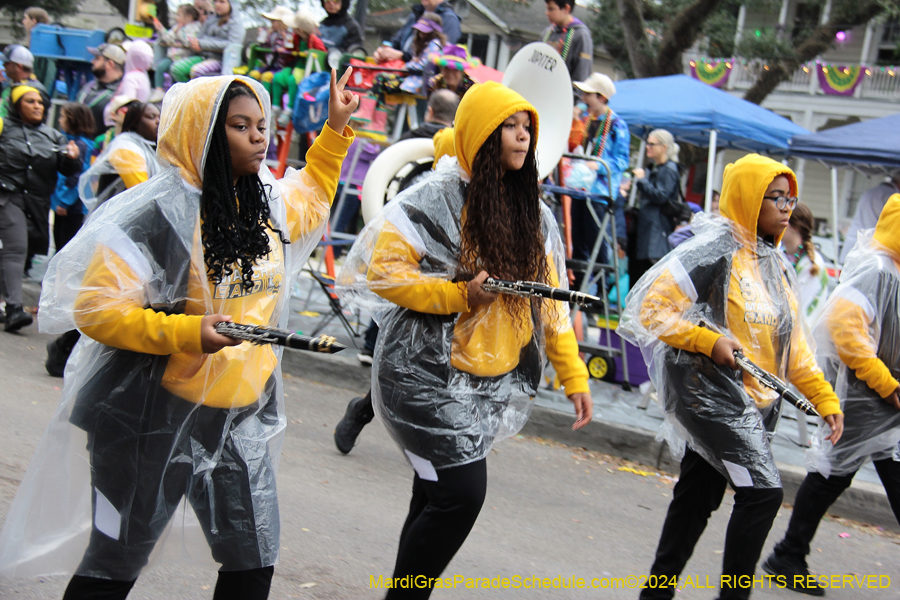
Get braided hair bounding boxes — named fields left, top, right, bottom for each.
left=789, top=202, right=820, bottom=276
left=200, top=81, right=288, bottom=292
left=459, top=118, right=551, bottom=331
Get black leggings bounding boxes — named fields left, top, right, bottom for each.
left=774, top=458, right=900, bottom=562
left=639, top=449, right=784, bottom=600
left=386, top=458, right=487, bottom=599
left=62, top=566, right=274, bottom=600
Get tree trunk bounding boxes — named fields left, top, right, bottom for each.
left=743, top=1, right=884, bottom=105
left=616, top=0, right=656, bottom=78
left=655, top=0, right=724, bottom=76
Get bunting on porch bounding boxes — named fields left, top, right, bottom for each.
left=816, top=63, right=864, bottom=96
left=689, top=59, right=733, bottom=88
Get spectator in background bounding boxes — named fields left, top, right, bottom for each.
left=631, top=128, right=680, bottom=283
left=782, top=201, right=831, bottom=323
left=21, top=7, right=56, bottom=92
left=839, top=171, right=900, bottom=264
left=0, top=46, right=43, bottom=118
left=319, top=0, right=364, bottom=53
left=567, top=72, right=629, bottom=291
left=400, top=88, right=457, bottom=139
left=77, top=43, right=125, bottom=138
left=425, top=44, right=475, bottom=99
left=171, top=0, right=244, bottom=81
left=50, top=102, right=95, bottom=252
left=0, top=85, right=82, bottom=333
left=371, top=14, right=446, bottom=100
left=542, top=0, right=592, bottom=85
left=102, top=40, right=154, bottom=127
left=373, top=0, right=460, bottom=63
left=150, top=3, right=203, bottom=103
left=667, top=202, right=703, bottom=248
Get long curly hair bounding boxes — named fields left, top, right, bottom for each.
left=459, top=119, right=551, bottom=329
left=200, top=81, right=288, bottom=292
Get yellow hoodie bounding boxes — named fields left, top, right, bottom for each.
left=639, top=154, right=841, bottom=416
left=74, top=76, right=353, bottom=407
left=825, top=193, right=900, bottom=399
left=367, top=82, right=588, bottom=396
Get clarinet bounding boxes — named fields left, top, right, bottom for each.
left=733, top=351, right=820, bottom=416
left=214, top=322, right=347, bottom=354
left=472, top=277, right=603, bottom=308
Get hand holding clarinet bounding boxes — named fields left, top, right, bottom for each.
left=710, top=337, right=843, bottom=444
left=200, top=315, right=347, bottom=354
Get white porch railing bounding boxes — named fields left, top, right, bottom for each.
left=684, top=55, right=900, bottom=101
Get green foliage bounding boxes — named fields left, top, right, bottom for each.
left=736, top=27, right=796, bottom=61
left=368, top=0, right=413, bottom=12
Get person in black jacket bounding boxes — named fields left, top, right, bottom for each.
left=0, top=85, right=81, bottom=332
left=319, top=0, right=365, bottom=53
left=373, top=0, right=461, bottom=63
left=631, top=128, right=680, bottom=284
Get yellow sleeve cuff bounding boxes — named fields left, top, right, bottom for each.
left=547, top=328, right=590, bottom=396
left=694, top=329, right=723, bottom=358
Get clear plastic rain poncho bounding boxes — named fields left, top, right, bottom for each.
left=806, top=197, right=900, bottom=478
left=336, top=155, right=572, bottom=470
left=78, top=131, right=162, bottom=212
left=619, top=155, right=839, bottom=489
left=0, top=76, right=338, bottom=579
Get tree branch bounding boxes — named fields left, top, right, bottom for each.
left=743, top=1, right=885, bottom=105
left=615, top=0, right=656, bottom=78
left=655, top=0, right=725, bottom=76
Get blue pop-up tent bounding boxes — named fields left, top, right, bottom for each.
left=608, top=75, right=810, bottom=208
left=787, top=112, right=900, bottom=170
left=785, top=113, right=900, bottom=265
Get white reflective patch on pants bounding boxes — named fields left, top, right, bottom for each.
left=404, top=450, right=439, bottom=481
left=94, top=488, right=121, bottom=540
left=722, top=460, right=753, bottom=488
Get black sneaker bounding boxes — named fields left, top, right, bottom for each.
left=4, top=305, right=33, bottom=333
left=762, top=552, right=825, bottom=596
left=357, top=348, right=373, bottom=366
left=334, top=395, right=375, bottom=454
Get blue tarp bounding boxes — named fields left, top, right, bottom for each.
left=787, top=112, right=900, bottom=171
left=608, top=75, right=810, bottom=153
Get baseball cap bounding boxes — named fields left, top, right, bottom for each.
left=1, top=45, right=34, bottom=69
left=574, top=72, right=616, bottom=100
left=87, top=43, right=126, bottom=66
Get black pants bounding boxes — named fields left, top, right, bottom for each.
left=386, top=458, right=488, bottom=599
left=54, top=211, right=85, bottom=253
left=364, top=319, right=380, bottom=353
left=773, top=458, right=900, bottom=562
left=639, top=449, right=784, bottom=600
left=62, top=566, right=274, bottom=600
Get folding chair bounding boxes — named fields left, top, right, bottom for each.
left=305, top=268, right=362, bottom=348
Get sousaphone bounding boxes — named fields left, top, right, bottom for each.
left=360, top=42, right=573, bottom=223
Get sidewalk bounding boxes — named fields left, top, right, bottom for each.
left=285, top=270, right=898, bottom=533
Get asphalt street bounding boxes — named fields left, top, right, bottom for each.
left=1, top=324, right=898, bottom=599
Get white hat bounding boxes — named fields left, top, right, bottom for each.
left=574, top=72, right=616, bottom=100
left=1, top=44, right=34, bottom=69
left=289, top=9, right=319, bottom=33
left=261, top=6, right=295, bottom=23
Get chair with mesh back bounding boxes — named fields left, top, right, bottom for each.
left=305, top=268, right=362, bottom=348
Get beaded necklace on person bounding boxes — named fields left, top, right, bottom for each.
left=582, top=108, right=613, bottom=157
left=790, top=245, right=808, bottom=272
left=542, top=23, right=574, bottom=60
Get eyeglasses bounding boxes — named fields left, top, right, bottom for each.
left=763, top=195, right=798, bottom=211
left=645, top=142, right=662, bottom=147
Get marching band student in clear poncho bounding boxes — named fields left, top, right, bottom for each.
left=763, top=193, right=900, bottom=596
left=337, top=81, right=592, bottom=598
left=0, top=72, right=357, bottom=600
left=619, top=154, right=843, bottom=600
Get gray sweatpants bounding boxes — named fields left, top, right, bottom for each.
left=0, top=193, right=28, bottom=306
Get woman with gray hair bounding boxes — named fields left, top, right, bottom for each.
left=631, top=128, right=682, bottom=283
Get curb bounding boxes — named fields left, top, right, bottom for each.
left=284, top=349, right=899, bottom=533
